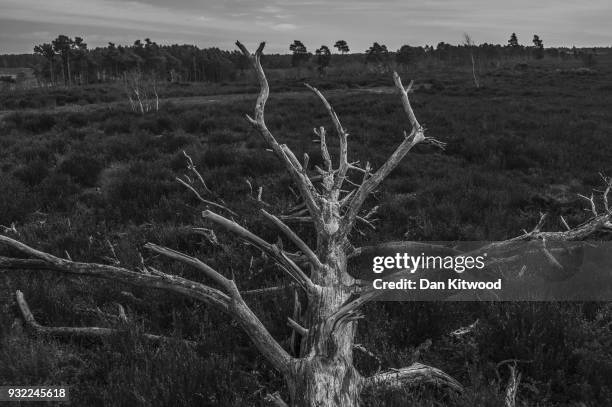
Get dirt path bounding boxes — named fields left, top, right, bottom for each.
left=0, top=87, right=397, bottom=120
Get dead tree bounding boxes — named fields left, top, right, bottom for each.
left=124, top=70, right=160, bottom=114
left=463, top=33, right=480, bottom=88
left=1, top=41, right=611, bottom=406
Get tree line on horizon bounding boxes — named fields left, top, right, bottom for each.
left=0, top=33, right=600, bottom=86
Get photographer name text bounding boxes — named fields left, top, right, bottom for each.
left=372, top=278, right=502, bottom=290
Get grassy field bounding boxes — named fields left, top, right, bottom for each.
left=1, top=60, right=612, bottom=406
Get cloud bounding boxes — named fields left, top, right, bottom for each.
left=271, top=23, right=298, bottom=31
left=0, top=0, right=610, bottom=53
left=0, top=0, right=252, bottom=36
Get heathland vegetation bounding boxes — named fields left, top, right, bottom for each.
left=0, top=36, right=611, bottom=406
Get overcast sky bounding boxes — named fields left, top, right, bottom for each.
left=0, top=0, right=610, bottom=54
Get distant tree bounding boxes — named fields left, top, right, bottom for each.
left=315, top=45, right=331, bottom=75
left=365, top=42, right=389, bottom=71
left=52, top=35, right=75, bottom=85
left=289, top=40, right=309, bottom=68
left=33, top=43, right=56, bottom=84
left=71, top=37, right=88, bottom=84
left=395, top=44, right=425, bottom=69
left=28, top=36, right=241, bottom=85
left=132, top=39, right=145, bottom=70
left=508, top=33, right=519, bottom=47
left=532, top=35, right=543, bottom=48
left=229, top=50, right=251, bottom=77
left=435, top=42, right=453, bottom=61
left=102, top=42, right=121, bottom=78
left=532, top=35, right=544, bottom=59
left=143, top=38, right=167, bottom=76
left=395, top=45, right=413, bottom=68
left=334, top=40, right=350, bottom=54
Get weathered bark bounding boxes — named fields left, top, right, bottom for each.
left=287, top=249, right=361, bottom=406
left=288, top=354, right=361, bottom=407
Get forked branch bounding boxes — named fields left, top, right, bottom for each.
left=342, top=72, right=445, bottom=235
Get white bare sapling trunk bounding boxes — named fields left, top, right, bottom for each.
left=124, top=70, right=160, bottom=114
left=464, top=33, right=480, bottom=88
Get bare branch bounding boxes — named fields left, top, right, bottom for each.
left=242, top=285, right=295, bottom=296
left=600, top=173, right=611, bottom=213
left=289, top=289, right=302, bottom=356
left=287, top=317, right=308, bottom=336
left=305, top=83, right=349, bottom=192
left=278, top=216, right=313, bottom=223
left=393, top=71, right=421, bottom=130
left=176, top=177, right=238, bottom=217
left=497, top=361, right=523, bottom=407
left=533, top=212, right=548, bottom=232
left=578, top=193, right=597, bottom=216
left=560, top=215, right=571, bottom=231
left=144, top=242, right=237, bottom=295
left=16, top=290, right=197, bottom=346
left=481, top=212, right=611, bottom=248
left=341, top=71, right=444, bottom=235
left=314, top=126, right=332, bottom=172
left=1, top=235, right=293, bottom=375
left=353, top=344, right=382, bottom=370
left=449, top=319, right=479, bottom=338
left=261, top=209, right=324, bottom=270
left=0, top=235, right=230, bottom=308
left=201, top=210, right=317, bottom=292
left=364, top=362, right=463, bottom=393
left=264, top=392, right=289, bottom=407
left=327, top=289, right=383, bottom=331
left=236, top=41, right=320, bottom=219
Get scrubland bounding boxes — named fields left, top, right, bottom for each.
left=1, top=60, right=611, bottom=406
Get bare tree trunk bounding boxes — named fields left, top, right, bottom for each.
left=470, top=53, right=480, bottom=88
left=67, top=55, right=71, bottom=86
left=287, top=247, right=362, bottom=406
left=288, top=354, right=361, bottom=406
left=49, top=59, right=54, bottom=86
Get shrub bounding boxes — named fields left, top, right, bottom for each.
left=136, top=112, right=175, bottom=134
left=2, top=112, right=56, bottom=133
left=58, top=154, right=104, bottom=187
left=154, top=130, right=194, bottom=153
left=103, top=115, right=133, bottom=134
left=12, top=159, right=50, bottom=186
left=34, top=173, right=80, bottom=212
left=100, top=161, right=177, bottom=222
left=0, top=174, right=33, bottom=223
left=23, top=113, right=57, bottom=133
